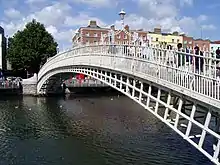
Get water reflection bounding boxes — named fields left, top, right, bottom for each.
left=0, top=95, right=214, bottom=165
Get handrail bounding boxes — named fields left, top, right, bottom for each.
left=37, top=42, right=220, bottom=104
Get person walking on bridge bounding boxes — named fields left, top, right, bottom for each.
left=216, top=47, right=220, bottom=66
left=176, top=43, right=186, bottom=69
left=194, top=46, right=204, bottom=73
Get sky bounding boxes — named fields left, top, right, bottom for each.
left=0, top=0, right=219, bottom=50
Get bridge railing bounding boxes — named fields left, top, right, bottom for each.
left=38, top=42, right=220, bottom=103
left=65, top=79, right=107, bottom=87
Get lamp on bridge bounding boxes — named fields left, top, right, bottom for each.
left=56, top=46, right=59, bottom=53
left=119, top=9, right=126, bottom=29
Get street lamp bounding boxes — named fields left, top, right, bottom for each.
left=56, top=46, right=59, bottom=53
left=119, top=9, right=126, bottom=29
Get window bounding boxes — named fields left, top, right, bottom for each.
left=172, top=39, right=174, bottom=43
left=189, top=41, right=192, bottom=44
left=86, top=40, right=89, bottom=43
left=143, top=36, right=146, bottom=40
left=177, top=39, right=179, bottom=43
left=94, top=33, right=97, bottom=37
left=86, top=32, right=89, bottom=36
left=94, top=40, right=97, bottom=43
left=184, top=40, right=187, bottom=44
left=156, top=38, right=158, bottom=41
left=117, top=35, right=120, bottom=39
left=124, top=35, right=127, bottom=39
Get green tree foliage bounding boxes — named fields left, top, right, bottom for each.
left=7, top=19, right=58, bottom=74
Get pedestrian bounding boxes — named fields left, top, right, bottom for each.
left=194, top=46, right=204, bottom=73
left=177, top=43, right=185, bottom=68
left=216, top=47, right=220, bottom=65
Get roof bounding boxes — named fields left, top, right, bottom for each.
left=211, top=40, right=220, bottom=44
left=194, top=38, right=210, bottom=42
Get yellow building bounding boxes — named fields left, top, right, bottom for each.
left=147, top=28, right=183, bottom=49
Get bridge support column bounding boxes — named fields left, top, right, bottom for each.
left=132, top=80, right=136, bottom=97
left=164, top=92, right=171, bottom=120
left=22, top=73, right=37, bottom=96
left=114, top=74, right=117, bottom=86
left=155, top=88, right=161, bottom=114
left=120, top=75, right=123, bottom=90
left=146, top=85, right=152, bottom=108
left=126, top=77, right=130, bottom=93
left=213, top=115, right=220, bottom=161
left=139, top=82, right=143, bottom=101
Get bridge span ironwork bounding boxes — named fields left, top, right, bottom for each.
left=35, top=42, right=220, bottom=164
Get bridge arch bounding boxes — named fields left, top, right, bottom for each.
left=38, top=66, right=220, bottom=164
left=36, top=43, right=220, bottom=164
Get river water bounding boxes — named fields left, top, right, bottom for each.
left=0, top=95, right=214, bottom=165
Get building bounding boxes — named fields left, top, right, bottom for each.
left=72, top=20, right=148, bottom=46
left=147, top=28, right=183, bottom=49
left=182, top=35, right=194, bottom=49
left=0, top=26, right=7, bottom=71
left=210, top=41, right=220, bottom=53
left=193, top=39, right=210, bottom=51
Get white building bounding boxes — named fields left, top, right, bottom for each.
left=0, top=26, right=7, bottom=71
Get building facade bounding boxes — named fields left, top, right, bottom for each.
left=72, top=21, right=148, bottom=46
left=72, top=20, right=213, bottom=53
left=210, top=41, right=220, bottom=53
left=193, top=39, right=210, bottom=51
left=0, top=26, right=6, bottom=71
left=182, top=35, right=194, bottom=49
left=147, top=28, right=183, bottom=49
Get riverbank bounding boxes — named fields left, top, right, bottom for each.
left=37, top=87, right=122, bottom=97
left=0, top=88, right=22, bottom=96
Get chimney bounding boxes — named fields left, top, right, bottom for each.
left=172, top=31, right=179, bottom=35
left=110, top=24, right=115, bottom=30
left=154, top=27, right=161, bottom=34
left=89, top=20, right=97, bottom=26
left=125, top=25, right=129, bottom=31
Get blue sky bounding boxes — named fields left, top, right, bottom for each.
left=0, top=0, right=219, bottom=50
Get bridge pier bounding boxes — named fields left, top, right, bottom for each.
left=22, top=73, right=38, bottom=96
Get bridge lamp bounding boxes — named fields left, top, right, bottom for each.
left=119, top=9, right=126, bottom=28
left=56, top=46, right=59, bottom=53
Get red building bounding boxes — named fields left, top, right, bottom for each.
left=193, top=39, right=210, bottom=51
left=72, top=20, right=148, bottom=45
left=182, top=35, right=194, bottom=49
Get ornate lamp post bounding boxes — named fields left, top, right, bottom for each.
left=119, top=9, right=126, bottom=29
left=56, top=46, right=59, bottom=53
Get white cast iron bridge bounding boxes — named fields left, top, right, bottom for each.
left=29, top=42, right=220, bottom=164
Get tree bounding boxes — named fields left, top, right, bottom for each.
left=7, top=19, right=58, bottom=75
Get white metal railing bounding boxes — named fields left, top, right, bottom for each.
left=65, top=79, right=107, bottom=87
left=38, top=42, right=220, bottom=105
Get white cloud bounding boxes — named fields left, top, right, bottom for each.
left=4, top=8, right=22, bottom=19
left=69, top=0, right=117, bottom=7
left=197, top=15, right=208, bottom=22
left=25, top=0, right=46, bottom=4
left=64, top=13, right=106, bottom=27
left=137, top=0, right=178, bottom=19
left=202, top=24, right=216, bottom=30
left=0, top=0, right=217, bottom=49
left=46, top=25, right=58, bottom=35
left=125, top=0, right=215, bottom=38
left=27, top=2, right=72, bottom=26
left=180, top=0, right=193, bottom=6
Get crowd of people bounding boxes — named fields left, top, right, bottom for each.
left=111, top=42, right=220, bottom=76
left=0, top=77, right=22, bottom=89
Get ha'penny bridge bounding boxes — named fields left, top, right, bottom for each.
left=21, top=41, right=220, bottom=164
left=21, top=9, right=220, bottom=165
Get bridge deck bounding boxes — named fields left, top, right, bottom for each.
left=36, top=42, right=220, bottom=164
